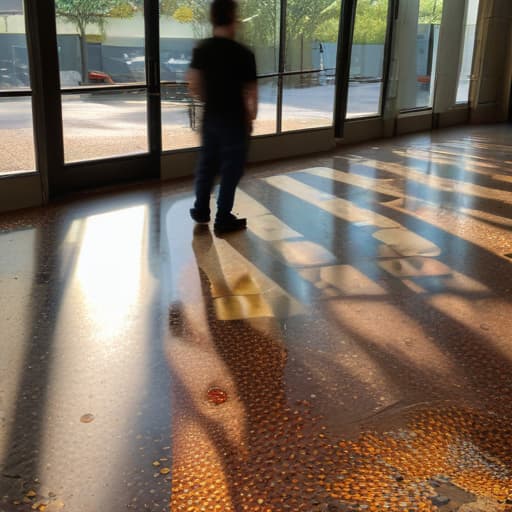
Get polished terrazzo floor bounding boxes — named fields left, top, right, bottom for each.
left=1, top=125, right=512, bottom=512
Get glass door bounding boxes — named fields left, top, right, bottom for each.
left=346, top=0, right=392, bottom=118
left=33, top=0, right=161, bottom=195
left=54, top=1, right=149, bottom=163
left=159, top=0, right=282, bottom=151
left=456, top=0, right=479, bottom=104
left=159, top=4, right=206, bottom=152
left=0, top=0, right=36, bottom=175
left=281, top=0, right=343, bottom=132
left=399, top=0, right=443, bottom=111
left=333, top=0, right=394, bottom=136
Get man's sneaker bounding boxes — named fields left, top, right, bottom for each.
left=190, top=208, right=210, bottom=224
left=214, top=214, right=247, bottom=234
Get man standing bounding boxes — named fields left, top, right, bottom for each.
left=187, top=0, right=258, bottom=234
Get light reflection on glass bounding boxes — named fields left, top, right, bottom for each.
left=456, top=0, right=479, bottom=103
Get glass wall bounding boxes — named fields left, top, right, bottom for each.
left=282, top=71, right=336, bottom=130
left=0, top=1, right=36, bottom=174
left=456, top=0, right=479, bottom=104
left=160, top=7, right=200, bottom=150
left=347, top=0, right=390, bottom=118
left=282, top=0, right=341, bottom=131
left=160, top=0, right=280, bottom=150
left=159, top=0, right=341, bottom=144
left=253, top=76, right=278, bottom=135
left=55, top=4, right=146, bottom=86
left=238, top=0, right=280, bottom=135
left=0, top=0, right=484, bottom=180
left=55, top=3, right=148, bottom=162
left=60, top=89, right=148, bottom=163
left=400, top=0, right=443, bottom=111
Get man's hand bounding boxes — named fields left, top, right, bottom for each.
left=186, top=68, right=203, bottom=101
left=244, top=81, right=258, bottom=122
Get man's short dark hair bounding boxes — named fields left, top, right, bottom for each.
left=210, top=0, right=237, bottom=27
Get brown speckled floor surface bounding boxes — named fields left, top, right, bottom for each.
left=1, top=125, right=511, bottom=511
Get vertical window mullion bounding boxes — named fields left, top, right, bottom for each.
left=25, top=0, right=64, bottom=199
left=276, top=0, right=287, bottom=133
left=380, top=0, right=399, bottom=116
left=334, top=0, right=357, bottom=138
left=144, top=0, right=162, bottom=170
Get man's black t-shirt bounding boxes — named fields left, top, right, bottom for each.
left=190, top=37, right=257, bottom=122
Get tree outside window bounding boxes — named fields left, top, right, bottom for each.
left=55, top=0, right=135, bottom=83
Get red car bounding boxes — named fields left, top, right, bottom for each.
left=88, top=70, right=114, bottom=84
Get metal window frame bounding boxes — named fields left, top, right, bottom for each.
left=276, top=0, right=287, bottom=133
left=334, top=0, right=357, bottom=138
left=4, top=0, right=400, bottom=198
left=455, top=0, right=482, bottom=107
left=379, top=0, right=399, bottom=116
left=5, top=0, right=157, bottom=196
left=0, top=89, right=32, bottom=97
left=145, top=0, right=161, bottom=164
left=24, top=0, right=63, bottom=200
left=336, top=0, right=396, bottom=133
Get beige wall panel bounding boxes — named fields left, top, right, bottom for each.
left=0, top=174, right=43, bottom=213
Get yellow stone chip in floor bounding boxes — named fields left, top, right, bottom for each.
left=196, top=236, right=306, bottom=318
left=214, top=294, right=274, bottom=320
left=208, top=270, right=261, bottom=299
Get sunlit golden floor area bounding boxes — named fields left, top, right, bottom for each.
left=1, top=124, right=512, bottom=512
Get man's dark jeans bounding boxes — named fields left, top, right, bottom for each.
left=193, top=114, right=249, bottom=221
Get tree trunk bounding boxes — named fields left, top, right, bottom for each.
left=78, top=23, right=89, bottom=84
left=432, top=0, right=438, bottom=21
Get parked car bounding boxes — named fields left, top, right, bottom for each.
left=88, top=70, right=115, bottom=84
left=161, top=57, right=189, bottom=81
left=417, top=74, right=431, bottom=89
left=0, top=59, right=29, bottom=88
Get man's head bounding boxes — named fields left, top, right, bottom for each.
left=210, top=0, right=238, bottom=28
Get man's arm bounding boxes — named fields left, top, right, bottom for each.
left=244, top=51, right=258, bottom=128
left=186, top=68, right=203, bottom=101
left=244, top=81, right=258, bottom=121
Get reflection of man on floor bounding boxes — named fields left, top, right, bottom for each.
left=166, top=227, right=290, bottom=510
left=187, top=0, right=258, bottom=235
